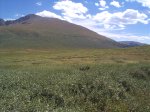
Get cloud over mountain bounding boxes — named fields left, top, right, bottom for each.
left=36, top=10, right=62, bottom=19
left=33, top=0, right=150, bottom=44
left=53, top=0, right=88, bottom=20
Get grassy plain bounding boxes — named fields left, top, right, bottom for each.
left=0, top=46, right=150, bottom=112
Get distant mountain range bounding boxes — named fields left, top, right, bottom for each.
left=119, top=41, right=147, bottom=47
left=0, top=14, right=147, bottom=49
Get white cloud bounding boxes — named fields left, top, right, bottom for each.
left=15, top=14, right=24, bottom=18
left=95, top=0, right=109, bottom=10
left=36, top=2, right=42, bottom=6
left=53, top=0, right=88, bottom=19
left=99, top=0, right=107, bottom=7
left=93, top=9, right=149, bottom=30
left=126, top=0, right=150, bottom=8
left=110, top=1, right=121, bottom=8
left=99, top=7, right=109, bottom=11
left=36, top=10, right=62, bottom=19
left=95, top=3, right=99, bottom=6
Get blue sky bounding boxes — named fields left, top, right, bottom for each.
left=0, top=0, right=150, bottom=44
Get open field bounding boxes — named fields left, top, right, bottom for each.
left=0, top=46, right=150, bottom=65
left=0, top=46, right=150, bottom=112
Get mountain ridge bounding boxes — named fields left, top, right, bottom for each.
left=0, top=14, right=125, bottom=49
left=0, top=14, right=41, bottom=26
left=119, top=41, right=147, bottom=47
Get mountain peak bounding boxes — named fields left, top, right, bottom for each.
left=15, top=14, right=40, bottom=23
left=20, top=14, right=39, bottom=20
left=25, top=14, right=37, bottom=17
left=3, top=14, right=41, bottom=25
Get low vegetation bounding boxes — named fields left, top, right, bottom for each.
left=0, top=47, right=150, bottom=112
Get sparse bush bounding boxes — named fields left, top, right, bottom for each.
left=79, top=66, right=90, bottom=71
left=130, top=69, right=147, bottom=80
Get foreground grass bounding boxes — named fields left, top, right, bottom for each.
left=0, top=47, right=150, bottom=112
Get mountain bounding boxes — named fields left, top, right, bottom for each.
left=119, top=41, right=147, bottom=47
left=4, top=14, right=38, bottom=25
left=0, top=14, right=124, bottom=49
left=0, top=19, right=5, bottom=26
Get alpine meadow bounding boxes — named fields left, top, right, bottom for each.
left=0, top=0, right=150, bottom=112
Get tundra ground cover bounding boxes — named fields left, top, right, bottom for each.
left=0, top=47, right=150, bottom=112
